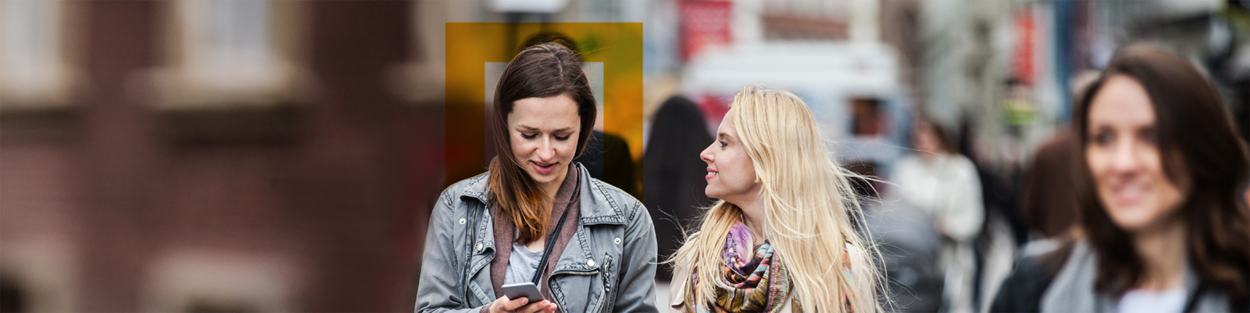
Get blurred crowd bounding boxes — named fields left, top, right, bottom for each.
left=417, top=0, right=1250, bottom=313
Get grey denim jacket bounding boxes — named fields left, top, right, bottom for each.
left=415, top=164, right=659, bottom=312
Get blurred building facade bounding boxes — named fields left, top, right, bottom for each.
left=918, top=0, right=1249, bottom=168
left=1, top=1, right=444, bottom=311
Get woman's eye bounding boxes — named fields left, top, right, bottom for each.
left=1091, top=130, right=1113, bottom=146
left=555, top=135, right=570, bottom=141
left=719, top=140, right=728, bottom=148
left=1139, top=127, right=1157, bottom=145
left=522, top=133, right=538, bottom=140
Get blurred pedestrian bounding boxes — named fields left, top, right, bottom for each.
left=415, top=43, right=658, bottom=312
left=1017, top=129, right=1082, bottom=239
left=643, top=95, right=714, bottom=281
left=668, top=85, right=880, bottom=313
left=892, top=118, right=984, bottom=313
left=991, top=44, right=1250, bottom=312
left=575, top=130, right=639, bottom=197
left=849, top=161, right=945, bottom=313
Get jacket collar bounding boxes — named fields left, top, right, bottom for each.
left=1041, top=240, right=1227, bottom=312
left=456, top=162, right=626, bottom=226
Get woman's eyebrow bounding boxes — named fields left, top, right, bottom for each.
left=517, top=125, right=575, bottom=132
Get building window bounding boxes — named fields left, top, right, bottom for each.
left=179, top=0, right=275, bottom=87
left=0, top=0, right=79, bottom=110
left=148, top=0, right=308, bottom=110
left=143, top=250, right=294, bottom=312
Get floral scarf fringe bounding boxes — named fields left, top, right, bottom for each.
left=686, top=222, right=792, bottom=313
left=685, top=222, right=859, bottom=313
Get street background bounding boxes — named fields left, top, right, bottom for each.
left=1, top=0, right=1247, bottom=312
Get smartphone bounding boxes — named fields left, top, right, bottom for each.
left=500, top=282, right=544, bottom=303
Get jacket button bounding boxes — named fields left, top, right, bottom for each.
left=458, top=218, right=466, bottom=225
left=476, top=243, right=483, bottom=251
left=613, top=237, right=621, bottom=245
left=587, top=260, right=595, bottom=267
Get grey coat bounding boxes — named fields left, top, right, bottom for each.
left=415, top=164, right=659, bottom=312
left=1041, top=240, right=1231, bottom=313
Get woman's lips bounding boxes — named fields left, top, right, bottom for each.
left=531, top=161, right=557, bottom=175
left=1109, top=182, right=1148, bottom=206
left=706, top=168, right=718, bottom=180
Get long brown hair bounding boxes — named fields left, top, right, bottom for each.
left=487, top=43, right=597, bottom=244
left=1074, top=44, right=1250, bottom=302
left=1019, top=129, right=1081, bottom=238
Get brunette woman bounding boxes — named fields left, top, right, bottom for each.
left=415, top=43, right=658, bottom=312
left=991, top=44, right=1250, bottom=313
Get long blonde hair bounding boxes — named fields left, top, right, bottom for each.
left=672, top=85, right=882, bottom=312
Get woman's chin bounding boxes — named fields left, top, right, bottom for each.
left=1108, top=209, right=1166, bottom=233
left=527, top=168, right=565, bottom=185
left=704, top=188, right=720, bottom=199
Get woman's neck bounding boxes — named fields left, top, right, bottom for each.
left=540, top=166, right=569, bottom=203
left=735, top=196, right=767, bottom=244
left=1131, top=219, right=1187, bottom=291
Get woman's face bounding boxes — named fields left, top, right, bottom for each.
left=700, top=110, right=761, bottom=203
left=912, top=122, right=942, bottom=155
left=508, top=94, right=581, bottom=190
left=1085, top=75, right=1187, bottom=233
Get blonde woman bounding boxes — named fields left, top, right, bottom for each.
left=669, top=85, right=880, bottom=313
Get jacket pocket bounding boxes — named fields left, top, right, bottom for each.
left=550, top=267, right=599, bottom=311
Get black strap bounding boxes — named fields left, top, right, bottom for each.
left=462, top=202, right=479, bottom=305
left=531, top=183, right=580, bottom=285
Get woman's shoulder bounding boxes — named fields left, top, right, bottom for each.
left=990, top=238, right=1086, bottom=312
left=1026, top=237, right=1087, bottom=273
left=844, top=242, right=865, bottom=257
left=843, top=242, right=877, bottom=310
left=584, top=176, right=646, bottom=214
left=667, top=249, right=696, bottom=311
left=931, top=154, right=978, bottom=176
left=843, top=242, right=865, bottom=274
left=438, top=172, right=491, bottom=205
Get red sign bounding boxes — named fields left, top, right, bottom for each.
left=1013, top=9, right=1035, bottom=85
left=680, top=0, right=733, bottom=62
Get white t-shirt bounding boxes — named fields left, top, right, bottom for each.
left=1117, top=287, right=1187, bottom=313
left=504, top=242, right=544, bottom=285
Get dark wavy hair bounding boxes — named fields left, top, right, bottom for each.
left=1074, top=44, right=1250, bottom=302
left=487, top=43, right=596, bottom=244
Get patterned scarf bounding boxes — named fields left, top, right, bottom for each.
left=686, top=222, right=792, bottom=313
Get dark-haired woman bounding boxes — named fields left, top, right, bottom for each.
left=415, top=43, right=659, bottom=312
left=991, top=45, right=1250, bottom=312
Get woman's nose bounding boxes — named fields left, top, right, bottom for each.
left=1110, top=139, right=1143, bottom=173
left=537, top=137, right=555, bottom=160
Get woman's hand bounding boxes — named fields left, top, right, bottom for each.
left=488, top=296, right=558, bottom=313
